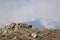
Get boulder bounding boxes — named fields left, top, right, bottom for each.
left=31, top=33, right=38, bottom=38
left=28, top=25, right=32, bottom=28
left=3, top=30, right=8, bottom=34
left=10, top=23, right=16, bottom=28
left=14, top=25, right=19, bottom=32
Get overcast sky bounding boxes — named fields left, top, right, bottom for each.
left=0, top=0, right=60, bottom=25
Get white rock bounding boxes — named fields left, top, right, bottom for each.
left=31, top=33, right=37, bottom=38
left=14, top=25, right=19, bottom=32
left=3, top=30, right=8, bottom=34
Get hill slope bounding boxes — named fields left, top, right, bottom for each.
left=0, top=23, right=60, bottom=40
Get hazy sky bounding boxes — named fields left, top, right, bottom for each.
left=0, top=0, right=60, bottom=25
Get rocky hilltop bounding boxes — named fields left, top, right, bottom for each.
left=0, top=23, right=60, bottom=40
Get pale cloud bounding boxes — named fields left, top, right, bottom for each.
left=0, top=0, right=60, bottom=25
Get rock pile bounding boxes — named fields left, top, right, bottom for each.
left=0, top=22, right=60, bottom=40
left=0, top=23, right=37, bottom=40
left=0, top=23, right=33, bottom=34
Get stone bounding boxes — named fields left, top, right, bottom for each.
left=14, top=25, right=19, bottom=32
left=9, top=23, right=16, bottom=29
left=3, top=30, right=8, bottom=34
left=9, top=31, right=13, bottom=33
left=32, top=27, right=36, bottom=30
left=31, top=33, right=38, bottom=38
left=12, top=36, right=17, bottom=40
left=28, top=25, right=32, bottom=28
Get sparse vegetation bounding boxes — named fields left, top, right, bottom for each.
left=0, top=23, right=60, bottom=40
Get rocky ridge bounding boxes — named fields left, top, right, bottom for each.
left=0, top=23, right=60, bottom=40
